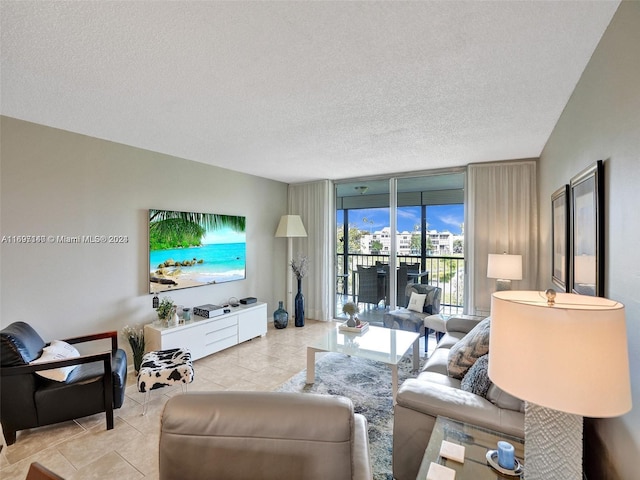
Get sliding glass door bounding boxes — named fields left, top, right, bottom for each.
left=335, top=171, right=465, bottom=321
left=396, top=175, right=465, bottom=315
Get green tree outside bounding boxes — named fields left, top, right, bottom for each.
left=410, top=233, right=421, bottom=254
left=336, top=224, right=363, bottom=254
left=453, top=239, right=464, bottom=255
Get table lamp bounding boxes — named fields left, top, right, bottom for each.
left=489, top=290, right=631, bottom=480
left=487, top=253, right=522, bottom=291
left=275, top=215, right=307, bottom=312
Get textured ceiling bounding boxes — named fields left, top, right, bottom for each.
left=0, top=1, right=619, bottom=184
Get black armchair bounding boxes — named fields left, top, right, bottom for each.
left=0, top=321, right=127, bottom=445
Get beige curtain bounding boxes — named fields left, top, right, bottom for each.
left=465, top=160, right=538, bottom=315
left=288, top=180, right=334, bottom=321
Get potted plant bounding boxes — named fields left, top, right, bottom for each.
left=122, top=325, right=145, bottom=373
left=342, top=302, right=360, bottom=327
left=156, top=297, right=175, bottom=327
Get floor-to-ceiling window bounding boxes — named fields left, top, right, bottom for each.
left=336, top=179, right=390, bottom=318
left=335, top=171, right=465, bottom=322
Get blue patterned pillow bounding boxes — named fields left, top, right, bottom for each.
left=460, top=354, right=492, bottom=398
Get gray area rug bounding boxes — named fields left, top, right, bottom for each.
left=276, top=352, right=424, bottom=480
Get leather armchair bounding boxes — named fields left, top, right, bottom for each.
left=0, top=321, right=127, bottom=445
left=160, top=391, right=373, bottom=480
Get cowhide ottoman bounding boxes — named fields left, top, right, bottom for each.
left=137, top=348, right=194, bottom=414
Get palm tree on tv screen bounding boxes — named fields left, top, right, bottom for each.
left=149, top=209, right=245, bottom=250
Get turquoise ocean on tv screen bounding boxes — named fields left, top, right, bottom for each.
left=150, top=242, right=246, bottom=283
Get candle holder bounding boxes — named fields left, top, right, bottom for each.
left=486, top=449, right=524, bottom=477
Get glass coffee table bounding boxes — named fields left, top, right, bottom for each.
left=416, top=416, right=525, bottom=479
left=306, top=324, right=420, bottom=402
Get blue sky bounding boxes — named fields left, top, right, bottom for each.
left=337, top=204, right=464, bottom=235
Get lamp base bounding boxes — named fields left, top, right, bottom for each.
left=524, top=402, right=582, bottom=480
left=495, top=279, right=512, bottom=291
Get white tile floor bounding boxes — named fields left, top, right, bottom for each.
left=0, top=319, right=433, bottom=479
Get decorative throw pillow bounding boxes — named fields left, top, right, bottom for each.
left=407, top=284, right=441, bottom=314
left=30, top=340, right=80, bottom=381
left=447, top=317, right=491, bottom=379
left=461, top=354, right=492, bottom=397
left=407, top=292, right=427, bottom=312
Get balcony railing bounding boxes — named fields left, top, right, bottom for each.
left=336, top=253, right=465, bottom=313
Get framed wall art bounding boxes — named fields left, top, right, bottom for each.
left=569, top=160, right=604, bottom=296
left=551, top=184, right=570, bottom=292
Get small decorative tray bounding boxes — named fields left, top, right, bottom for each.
left=485, top=450, right=524, bottom=477
left=338, top=321, right=369, bottom=333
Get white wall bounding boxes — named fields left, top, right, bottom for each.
left=538, top=2, right=640, bottom=477
left=1, top=117, right=288, bottom=348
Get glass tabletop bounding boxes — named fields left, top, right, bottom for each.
left=308, top=324, right=419, bottom=366
left=417, top=416, right=525, bottom=479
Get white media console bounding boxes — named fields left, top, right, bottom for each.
left=144, top=302, right=267, bottom=360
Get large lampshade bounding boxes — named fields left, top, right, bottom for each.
left=489, top=290, right=630, bottom=417
left=489, top=290, right=631, bottom=480
left=275, top=215, right=307, bottom=238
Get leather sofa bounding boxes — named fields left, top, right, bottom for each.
left=160, top=391, right=373, bottom=480
left=0, top=321, right=127, bottom=444
left=392, top=316, right=525, bottom=480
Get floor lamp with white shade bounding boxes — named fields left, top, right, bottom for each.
left=489, top=290, right=631, bottom=479
left=275, top=215, right=307, bottom=313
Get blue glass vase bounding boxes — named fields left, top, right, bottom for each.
left=273, top=301, right=288, bottom=329
left=295, top=278, right=305, bottom=327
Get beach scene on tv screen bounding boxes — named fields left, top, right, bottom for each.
left=149, top=209, right=246, bottom=293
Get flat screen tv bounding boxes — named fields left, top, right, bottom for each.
left=149, top=209, right=246, bottom=293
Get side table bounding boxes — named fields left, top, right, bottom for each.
left=416, top=416, right=524, bottom=479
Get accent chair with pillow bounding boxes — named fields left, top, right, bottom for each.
left=392, top=316, right=525, bottom=480
left=383, top=283, right=441, bottom=351
left=0, top=321, right=127, bottom=445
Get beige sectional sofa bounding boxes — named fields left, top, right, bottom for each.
left=392, top=316, right=525, bottom=480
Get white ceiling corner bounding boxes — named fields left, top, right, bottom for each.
left=0, top=1, right=620, bottom=184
